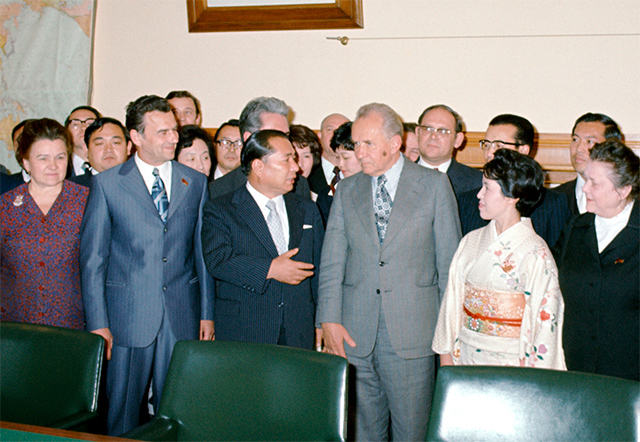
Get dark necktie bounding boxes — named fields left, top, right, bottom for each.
left=82, top=161, right=91, bottom=175
left=151, top=168, right=169, bottom=223
left=374, top=174, right=392, bottom=244
left=330, top=166, right=341, bottom=192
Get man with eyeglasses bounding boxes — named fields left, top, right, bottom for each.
left=212, top=119, right=242, bottom=179
left=65, top=105, right=101, bottom=177
left=209, top=96, right=310, bottom=200
left=458, top=114, right=571, bottom=246
left=416, top=104, right=482, bottom=196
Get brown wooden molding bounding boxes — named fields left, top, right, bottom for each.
left=187, top=0, right=363, bottom=33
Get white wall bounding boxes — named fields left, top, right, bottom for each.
left=92, top=0, right=640, bottom=134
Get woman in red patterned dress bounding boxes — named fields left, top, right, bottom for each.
left=1, top=118, right=89, bottom=329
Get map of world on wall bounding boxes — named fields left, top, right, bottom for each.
left=0, top=0, right=94, bottom=173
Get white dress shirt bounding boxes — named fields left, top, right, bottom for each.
left=370, top=154, right=404, bottom=202
left=575, top=175, right=587, bottom=214
left=135, top=154, right=172, bottom=201
left=417, top=156, right=451, bottom=173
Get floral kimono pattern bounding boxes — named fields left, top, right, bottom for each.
left=432, top=218, right=566, bottom=369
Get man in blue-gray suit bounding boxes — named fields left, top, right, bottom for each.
left=202, top=130, right=323, bottom=350
left=80, top=95, right=214, bottom=436
left=318, top=103, right=461, bottom=441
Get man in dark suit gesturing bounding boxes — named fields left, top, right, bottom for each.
left=318, top=103, right=461, bottom=441
left=202, top=130, right=323, bottom=350
left=80, top=95, right=214, bottom=436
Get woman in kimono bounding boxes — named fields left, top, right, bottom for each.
left=433, top=148, right=565, bottom=369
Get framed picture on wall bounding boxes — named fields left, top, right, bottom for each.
left=187, top=0, right=363, bottom=32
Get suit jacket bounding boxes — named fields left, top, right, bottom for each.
left=0, top=172, right=25, bottom=195
left=70, top=172, right=92, bottom=188
left=317, top=159, right=461, bottom=359
left=202, top=186, right=324, bottom=350
left=307, top=165, right=330, bottom=194
left=315, top=185, right=333, bottom=227
left=552, top=201, right=639, bottom=381
left=209, top=166, right=311, bottom=200
left=555, top=178, right=579, bottom=215
left=446, top=158, right=482, bottom=197
left=458, top=186, right=571, bottom=248
left=80, top=157, right=213, bottom=348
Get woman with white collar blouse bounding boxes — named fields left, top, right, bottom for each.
left=553, top=139, right=639, bottom=381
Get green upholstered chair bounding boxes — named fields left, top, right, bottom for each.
left=0, top=322, right=105, bottom=430
left=426, top=365, right=640, bottom=442
left=123, top=340, right=348, bottom=441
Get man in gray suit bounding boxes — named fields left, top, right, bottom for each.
left=209, top=96, right=310, bottom=200
left=317, top=103, right=461, bottom=441
left=80, top=95, right=214, bottom=436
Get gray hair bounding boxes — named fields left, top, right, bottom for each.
left=355, top=103, right=403, bottom=140
left=239, top=97, right=290, bottom=136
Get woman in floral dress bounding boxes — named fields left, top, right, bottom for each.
left=432, top=148, right=565, bottom=369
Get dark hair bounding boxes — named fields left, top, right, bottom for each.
left=417, top=105, right=464, bottom=133
left=166, top=90, right=201, bottom=117
left=572, top=113, right=622, bottom=141
left=241, top=130, right=289, bottom=176
left=589, top=139, right=639, bottom=201
left=12, top=119, right=36, bottom=144
left=289, top=124, right=322, bottom=168
left=213, top=119, right=240, bottom=143
left=176, top=125, right=214, bottom=159
left=84, top=117, right=129, bottom=147
left=330, top=121, right=354, bottom=152
left=488, top=114, right=535, bottom=150
left=483, top=148, right=544, bottom=216
left=65, top=106, right=101, bottom=127
left=239, top=97, right=289, bottom=137
left=403, top=122, right=417, bottom=134
left=125, top=95, right=172, bottom=134
left=15, top=118, right=72, bottom=167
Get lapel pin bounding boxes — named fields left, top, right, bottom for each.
left=182, top=178, right=188, bottom=186
left=614, top=258, right=624, bottom=265
left=13, top=195, right=24, bottom=207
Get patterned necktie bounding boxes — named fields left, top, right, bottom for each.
left=330, top=166, right=341, bottom=192
left=151, top=168, right=169, bottom=223
left=374, top=174, right=393, bottom=244
left=82, top=161, right=92, bottom=175
left=266, top=200, right=287, bottom=255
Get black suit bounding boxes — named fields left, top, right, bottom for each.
left=446, top=158, right=483, bottom=197
left=0, top=172, right=25, bottom=195
left=209, top=167, right=311, bottom=200
left=69, top=171, right=93, bottom=188
left=458, top=186, right=571, bottom=247
left=555, top=179, right=579, bottom=215
left=202, top=186, right=324, bottom=349
left=552, top=202, right=639, bottom=381
left=307, top=165, right=330, bottom=194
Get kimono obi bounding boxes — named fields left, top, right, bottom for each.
left=462, top=283, right=525, bottom=338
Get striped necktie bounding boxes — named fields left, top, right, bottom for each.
left=151, top=168, right=169, bottom=223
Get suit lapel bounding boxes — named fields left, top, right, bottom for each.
left=350, top=173, right=379, bottom=247
left=167, top=162, right=189, bottom=220
left=382, top=163, right=422, bottom=248
left=600, top=201, right=639, bottom=258
left=234, top=187, right=279, bottom=257
left=285, top=194, right=303, bottom=250
left=118, top=158, right=159, bottom=218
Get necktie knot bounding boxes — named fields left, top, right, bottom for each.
left=377, top=174, right=387, bottom=188
left=330, top=166, right=341, bottom=190
left=82, top=161, right=91, bottom=175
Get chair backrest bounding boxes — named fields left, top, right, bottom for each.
left=426, top=366, right=640, bottom=442
left=0, top=322, right=104, bottom=427
left=157, top=341, right=348, bottom=441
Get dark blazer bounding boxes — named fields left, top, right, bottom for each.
left=552, top=201, right=639, bottom=381
left=555, top=178, right=579, bottom=215
left=446, top=158, right=483, bottom=197
left=202, top=186, right=324, bottom=350
left=0, top=172, right=25, bottom=195
left=80, top=157, right=214, bottom=347
left=315, top=186, right=333, bottom=227
left=69, top=172, right=92, bottom=188
left=209, top=166, right=311, bottom=200
left=307, top=165, right=330, bottom=194
left=458, top=186, right=571, bottom=247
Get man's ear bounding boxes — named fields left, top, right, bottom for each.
left=126, top=141, right=133, bottom=156
left=130, top=129, right=142, bottom=147
left=518, top=144, right=531, bottom=156
left=453, top=131, right=465, bottom=149
left=251, top=158, right=265, bottom=178
left=390, top=134, right=403, bottom=154
left=195, top=114, right=202, bottom=126
left=243, top=131, right=252, bottom=142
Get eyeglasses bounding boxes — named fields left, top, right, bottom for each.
left=69, top=118, right=96, bottom=130
left=417, top=125, right=452, bottom=137
left=216, top=139, right=243, bottom=151
left=479, top=139, right=521, bottom=151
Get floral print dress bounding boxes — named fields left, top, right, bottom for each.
left=432, top=218, right=566, bottom=369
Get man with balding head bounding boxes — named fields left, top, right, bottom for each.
left=318, top=103, right=461, bottom=441
left=307, top=113, right=349, bottom=194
